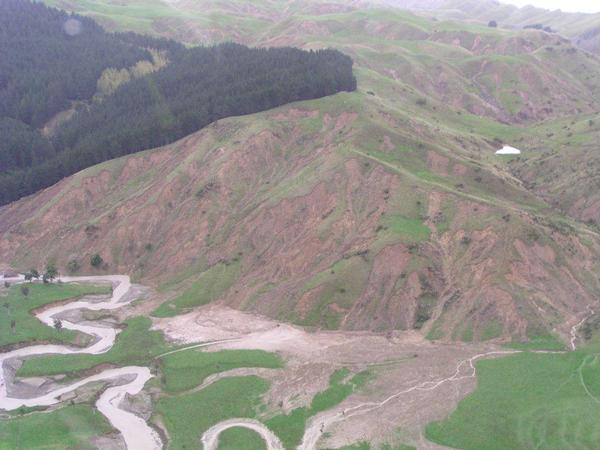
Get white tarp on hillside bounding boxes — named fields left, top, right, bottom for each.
left=496, top=145, right=521, bottom=155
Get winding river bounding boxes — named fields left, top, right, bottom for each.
left=0, top=275, right=162, bottom=450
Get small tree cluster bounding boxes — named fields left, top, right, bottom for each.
left=43, top=262, right=57, bottom=283
left=67, top=258, right=81, bottom=273
left=24, top=268, right=39, bottom=282
left=90, top=253, right=104, bottom=268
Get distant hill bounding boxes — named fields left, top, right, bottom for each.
left=381, top=0, right=600, bottom=53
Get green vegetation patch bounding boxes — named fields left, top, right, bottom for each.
left=381, top=214, right=430, bottom=243
left=479, top=319, right=503, bottom=341
left=326, top=441, right=416, bottom=450
left=160, top=349, right=284, bottom=393
left=216, top=426, right=267, bottom=450
left=157, top=376, right=269, bottom=450
left=0, top=282, right=110, bottom=349
left=0, top=404, right=113, bottom=449
left=153, top=261, right=241, bottom=317
left=507, top=334, right=565, bottom=351
left=426, top=349, right=600, bottom=449
left=17, top=316, right=170, bottom=377
left=266, top=369, right=371, bottom=449
left=413, top=294, right=437, bottom=330
left=293, top=257, right=370, bottom=330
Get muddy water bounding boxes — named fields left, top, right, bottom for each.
left=0, top=275, right=162, bottom=450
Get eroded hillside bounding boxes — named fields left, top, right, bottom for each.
left=2, top=1, right=600, bottom=345
left=2, top=92, right=599, bottom=343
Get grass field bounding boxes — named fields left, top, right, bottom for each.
left=155, top=364, right=371, bottom=449
left=0, top=404, right=113, bottom=449
left=266, top=369, right=371, bottom=449
left=381, top=214, right=431, bottom=243
left=216, top=426, right=267, bottom=450
left=157, top=376, right=270, bottom=450
left=17, top=316, right=171, bottom=377
left=159, top=348, right=283, bottom=393
left=0, top=282, right=110, bottom=349
left=426, top=347, right=600, bottom=449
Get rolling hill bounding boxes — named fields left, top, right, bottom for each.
left=383, top=0, right=600, bottom=53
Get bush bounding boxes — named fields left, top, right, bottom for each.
left=67, top=258, right=80, bottom=273
left=90, top=253, right=104, bottom=268
left=43, top=262, right=58, bottom=283
left=20, top=285, right=29, bottom=296
left=488, top=20, right=498, bottom=28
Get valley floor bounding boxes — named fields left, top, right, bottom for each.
left=1, top=275, right=596, bottom=450
left=153, top=304, right=508, bottom=449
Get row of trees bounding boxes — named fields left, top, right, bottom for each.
left=16, top=254, right=104, bottom=286
left=0, top=1, right=356, bottom=205
left=23, top=264, right=57, bottom=283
